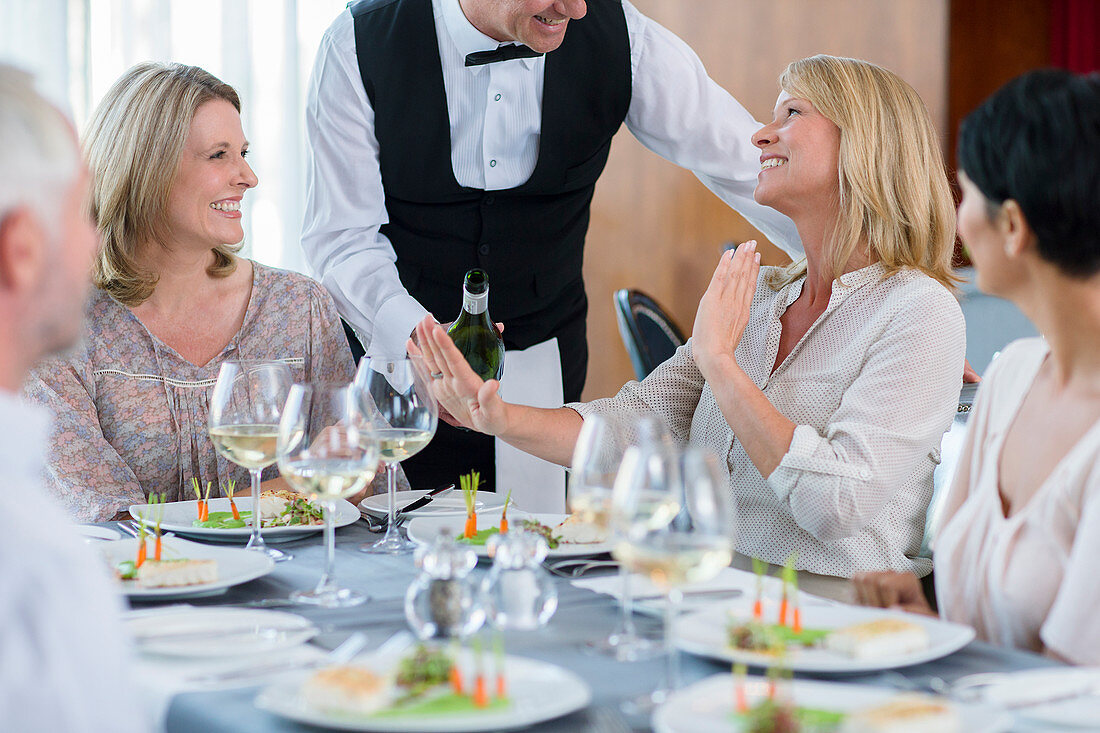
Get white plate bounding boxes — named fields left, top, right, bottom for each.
left=953, top=668, right=1100, bottom=728
left=406, top=512, right=613, bottom=558
left=129, top=497, right=358, bottom=543
left=78, top=524, right=120, bottom=541
left=126, top=607, right=317, bottom=657
left=360, top=490, right=505, bottom=519
left=674, top=602, right=975, bottom=673
left=255, top=653, right=591, bottom=732
left=100, top=536, right=275, bottom=600
left=652, top=674, right=1010, bottom=733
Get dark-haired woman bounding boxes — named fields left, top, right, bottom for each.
left=854, top=69, right=1100, bottom=665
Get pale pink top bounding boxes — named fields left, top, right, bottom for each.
left=23, top=262, right=398, bottom=522
left=935, top=338, right=1100, bottom=664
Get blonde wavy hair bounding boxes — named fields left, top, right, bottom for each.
left=83, top=62, right=242, bottom=306
left=767, top=55, right=957, bottom=290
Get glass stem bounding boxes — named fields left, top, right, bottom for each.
left=620, top=567, right=637, bottom=638
left=383, top=462, right=399, bottom=543
left=316, top=501, right=336, bottom=593
left=247, top=467, right=266, bottom=550
left=664, top=587, right=683, bottom=693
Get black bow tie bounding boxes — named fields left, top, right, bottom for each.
left=465, top=44, right=543, bottom=67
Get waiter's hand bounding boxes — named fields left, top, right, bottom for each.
left=691, top=241, right=760, bottom=383
left=412, top=316, right=510, bottom=435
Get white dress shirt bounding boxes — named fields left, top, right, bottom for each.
left=573, top=264, right=966, bottom=578
left=0, top=391, right=145, bottom=732
left=303, top=0, right=801, bottom=357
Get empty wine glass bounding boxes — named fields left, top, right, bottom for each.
left=208, top=360, right=293, bottom=562
left=569, top=412, right=669, bottom=659
left=277, top=383, right=380, bottom=607
left=355, top=354, right=438, bottom=554
left=612, top=444, right=735, bottom=713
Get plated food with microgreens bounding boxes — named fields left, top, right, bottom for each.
left=129, top=487, right=359, bottom=543
left=255, top=637, right=591, bottom=732
left=651, top=674, right=1008, bottom=733
left=99, top=535, right=274, bottom=600
left=674, top=555, right=974, bottom=673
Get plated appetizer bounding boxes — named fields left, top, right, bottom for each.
left=725, top=555, right=930, bottom=662
left=112, top=497, right=220, bottom=589
left=730, top=663, right=958, bottom=733
left=302, top=638, right=511, bottom=719
left=188, top=485, right=323, bottom=530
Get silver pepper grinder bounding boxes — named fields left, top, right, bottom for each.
left=404, top=528, right=485, bottom=639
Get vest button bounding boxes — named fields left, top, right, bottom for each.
left=494, top=93, right=502, bottom=101
left=489, top=159, right=497, bottom=167
left=479, top=244, right=490, bottom=255
left=483, top=195, right=495, bottom=205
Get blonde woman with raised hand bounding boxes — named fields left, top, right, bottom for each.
left=415, top=55, right=965, bottom=601
left=24, top=62, right=396, bottom=521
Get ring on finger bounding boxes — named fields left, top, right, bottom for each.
left=431, top=371, right=444, bottom=380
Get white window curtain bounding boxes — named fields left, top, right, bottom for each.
left=0, top=0, right=349, bottom=274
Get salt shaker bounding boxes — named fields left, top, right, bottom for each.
left=479, top=529, right=558, bottom=630
left=404, top=528, right=485, bottom=639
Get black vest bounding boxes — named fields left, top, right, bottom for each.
left=350, top=0, right=631, bottom=351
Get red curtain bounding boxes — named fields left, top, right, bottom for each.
left=1050, top=0, right=1100, bottom=72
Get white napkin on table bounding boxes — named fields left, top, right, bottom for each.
left=572, top=566, right=835, bottom=613
left=127, top=606, right=327, bottom=730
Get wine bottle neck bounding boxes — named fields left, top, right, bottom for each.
left=462, top=288, right=489, bottom=315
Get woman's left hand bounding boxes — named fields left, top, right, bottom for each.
left=692, top=240, right=760, bottom=381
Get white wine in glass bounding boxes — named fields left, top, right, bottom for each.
left=612, top=444, right=735, bottom=713
left=354, top=355, right=438, bottom=554
left=569, top=412, right=670, bottom=660
left=208, top=361, right=293, bottom=562
left=277, top=383, right=379, bottom=607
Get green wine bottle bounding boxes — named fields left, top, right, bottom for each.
left=447, top=269, right=505, bottom=382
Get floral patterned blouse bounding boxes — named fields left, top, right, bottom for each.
left=24, top=261, right=398, bottom=522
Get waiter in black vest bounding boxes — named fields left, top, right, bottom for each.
left=302, top=0, right=800, bottom=493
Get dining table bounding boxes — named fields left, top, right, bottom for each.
left=111, top=518, right=1064, bottom=732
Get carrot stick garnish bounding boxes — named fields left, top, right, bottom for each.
left=460, top=471, right=479, bottom=539
left=448, top=639, right=464, bottom=693
left=199, top=481, right=213, bottom=522
left=734, top=662, right=748, bottom=713
left=152, top=494, right=164, bottom=561
left=499, top=489, right=512, bottom=534
left=472, top=636, right=488, bottom=707
left=751, top=557, right=766, bottom=620
left=191, top=477, right=203, bottom=520
left=493, top=631, right=506, bottom=698
left=789, top=552, right=802, bottom=633
left=223, top=478, right=240, bottom=520
left=135, top=519, right=147, bottom=568
left=782, top=551, right=799, bottom=631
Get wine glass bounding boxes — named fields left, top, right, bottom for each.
left=276, top=383, right=380, bottom=606
left=612, top=444, right=735, bottom=713
left=354, top=354, right=438, bottom=554
left=208, top=360, right=293, bottom=562
left=569, top=412, right=668, bottom=660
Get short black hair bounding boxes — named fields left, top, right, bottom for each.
left=957, top=69, right=1100, bottom=277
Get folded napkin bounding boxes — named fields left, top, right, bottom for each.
left=126, top=606, right=327, bottom=730
left=572, top=566, right=835, bottom=614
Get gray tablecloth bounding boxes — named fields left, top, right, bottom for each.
left=118, top=521, right=1060, bottom=732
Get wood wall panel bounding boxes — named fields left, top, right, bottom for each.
left=581, top=0, right=949, bottom=399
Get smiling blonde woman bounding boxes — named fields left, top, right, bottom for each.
left=413, top=55, right=966, bottom=601
left=23, top=62, right=396, bottom=521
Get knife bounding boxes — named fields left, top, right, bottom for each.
left=395, top=483, right=455, bottom=517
